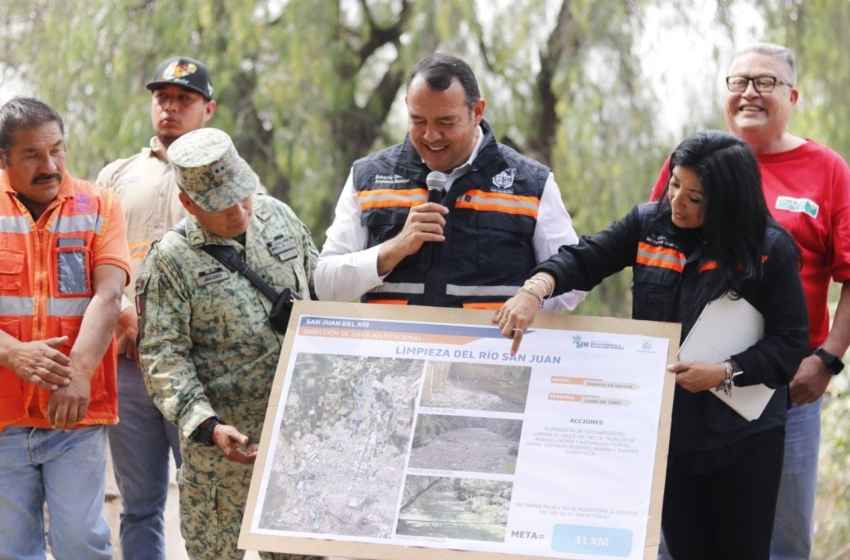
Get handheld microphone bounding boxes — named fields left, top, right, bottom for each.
left=419, top=171, right=448, bottom=272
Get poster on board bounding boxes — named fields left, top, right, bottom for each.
left=239, top=301, right=678, bottom=560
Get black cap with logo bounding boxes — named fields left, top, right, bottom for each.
left=146, top=56, right=214, bottom=101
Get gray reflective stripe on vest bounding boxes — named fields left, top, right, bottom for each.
left=368, top=283, right=518, bottom=298
left=458, top=192, right=539, bottom=214
left=368, top=282, right=425, bottom=295
left=48, top=297, right=90, bottom=317
left=94, top=212, right=105, bottom=235
left=0, top=296, right=34, bottom=315
left=0, top=215, right=32, bottom=234
left=52, top=213, right=102, bottom=235
left=446, top=284, right=518, bottom=297
left=636, top=246, right=685, bottom=268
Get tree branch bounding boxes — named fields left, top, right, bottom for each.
left=527, top=0, right=580, bottom=166
left=357, top=0, right=413, bottom=66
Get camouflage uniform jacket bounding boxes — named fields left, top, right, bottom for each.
left=137, top=193, right=318, bottom=484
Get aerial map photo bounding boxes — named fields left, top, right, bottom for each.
left=257, top=353, right=423, bottom=538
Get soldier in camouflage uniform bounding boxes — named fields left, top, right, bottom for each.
left=136, top=127, right=321, bottom=560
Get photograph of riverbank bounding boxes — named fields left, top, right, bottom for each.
left=408, top=415, right=522, bottom=474
left=421, top=362, right=531, bottom=413
left=395, top=476, right=512, bottom=542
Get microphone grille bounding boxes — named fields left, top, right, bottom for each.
left=426, top=171, right=448, bottom=189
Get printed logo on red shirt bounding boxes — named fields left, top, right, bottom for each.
left=775, top=196, right=818, bottom=218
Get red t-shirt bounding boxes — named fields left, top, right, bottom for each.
left=650, top=140, right=850, bottom=348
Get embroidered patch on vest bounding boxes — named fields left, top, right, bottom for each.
left=374, top=174, right=410, bottom=185
left=197, top=267, right=230, bottom=286
left=491, top=168, right=516, bottom=193
left=775, top=196, right=818, bottom=218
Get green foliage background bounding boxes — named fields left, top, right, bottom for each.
left=2, top=0, right=849, bottom=556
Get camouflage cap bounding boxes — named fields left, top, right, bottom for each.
left=168, top=128, right=256, bottom=212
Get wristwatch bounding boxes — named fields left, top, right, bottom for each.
left=191, top=417, right=222, bottom=447
left=813, top=347, right=845, bottom=375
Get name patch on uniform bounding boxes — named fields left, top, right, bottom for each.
left=775, top=196, right=819, bottom=218
left=197, top=267, right=230, bottom=286
left=267, top=235, right=297, bottom=261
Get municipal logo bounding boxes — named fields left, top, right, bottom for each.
left=572, top=334, right=624, bottom=351
left=492, top=168, right=517, bottom=192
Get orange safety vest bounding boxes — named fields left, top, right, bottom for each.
left=0, top=172, right=120, bottom=430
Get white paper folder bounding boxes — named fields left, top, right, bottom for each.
left=678, top=292, right=774, bottom=421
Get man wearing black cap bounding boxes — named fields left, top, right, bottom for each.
left=95, top=55, right=216, bottom=560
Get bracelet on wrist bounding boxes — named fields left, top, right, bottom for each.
left=715, top=361, right=733, bottom=397
left=532, top=274, right=555, bottom=294
left=528, top=274, right=554, bottom=297
left=518, top=286, right=544, bottom=308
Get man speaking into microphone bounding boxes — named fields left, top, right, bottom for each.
left=316, top=53, right=584, bottom=313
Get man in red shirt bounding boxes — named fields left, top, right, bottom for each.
left=650, top=43, right=850, bottom=560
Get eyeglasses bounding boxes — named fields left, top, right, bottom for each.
left=726, top=75, right=793, bottom=93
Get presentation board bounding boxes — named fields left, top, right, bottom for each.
left=240, top=301, right=679, bottom=560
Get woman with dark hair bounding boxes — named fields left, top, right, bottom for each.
left=495, top=130, right=809, bottom=559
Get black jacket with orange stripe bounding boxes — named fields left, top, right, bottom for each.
left=535, top=202, right=809, bottom=469
left=352, top=120, right=548, bottom=308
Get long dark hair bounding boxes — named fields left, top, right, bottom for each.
left=657, top=130, right=771, bottom=300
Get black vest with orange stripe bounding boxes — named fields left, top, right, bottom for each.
left=352, top=120, right=547, bottom=308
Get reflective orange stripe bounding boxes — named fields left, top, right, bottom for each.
left=357, top=188, right=427, bottom=211
left=699, top=261, right=719, bottom=272
left=367, top=299, right=409, bottom=305
left=129, top=241, right=151, bottom=260
left=463, top=302, right=503, bottom=310
left=635, top=242, right=686, bottom=272
left=455, top=190, right=539, bottom=218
